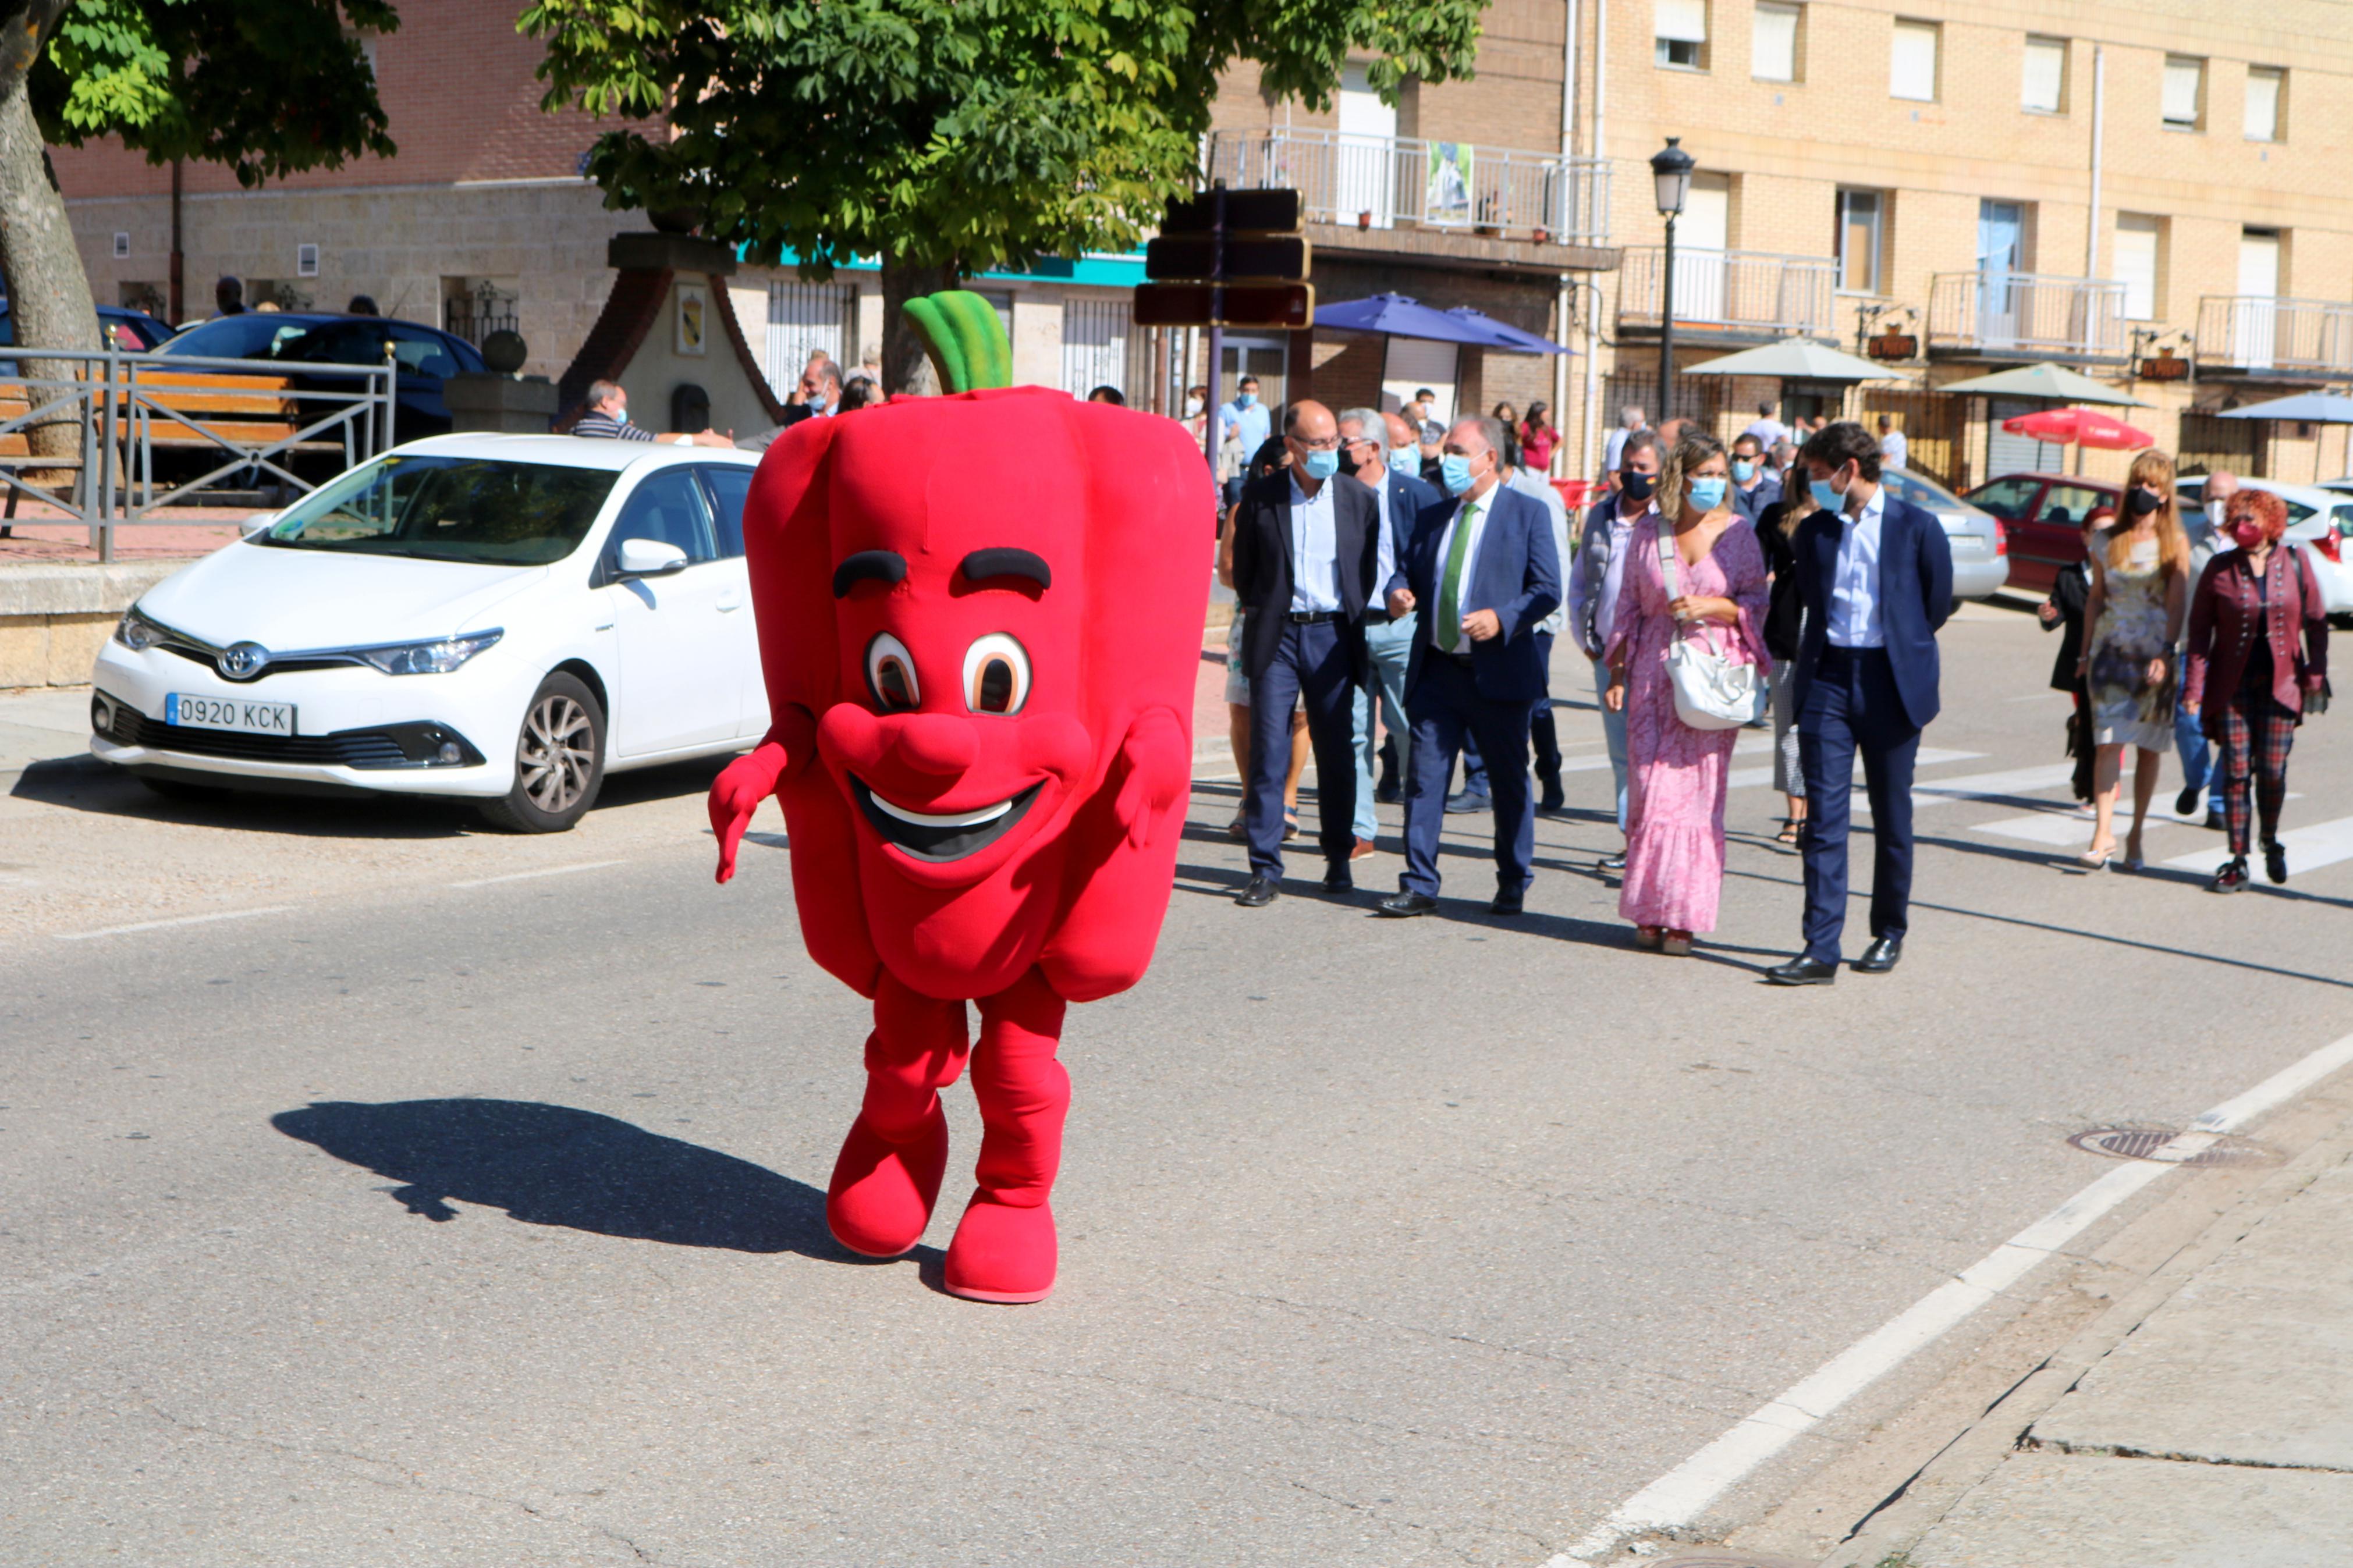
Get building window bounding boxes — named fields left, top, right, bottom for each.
left=765, top=278, right=858, bottom=400
left=442, top=276, right=520, bottom=346
left=1752, top=2, right=1800, bottom=81
left=2162, top=55, right=2204, bottom=129
left=2021, top=35, right=2067, bottom=113
left=1654, top=0, right=1708, bottom=70
left=2245, top=66, right=2284, bottom=141
left=1889, top=19, right=1939, bottom=102
left=296, top=243, right=320, bottom=279
left=2114, top=214, right=2162, bottom=321
left=1836, top=189, right=1884, bottom=294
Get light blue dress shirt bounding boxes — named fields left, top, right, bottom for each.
left=1827, top=482, right=1888, bottom=649
left=1220, top=399, right=1270, bottom=457
left=1287, top=473, right=1341, bottom=613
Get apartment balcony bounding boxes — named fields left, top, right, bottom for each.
left=2196, top=296, right=2353, bottom=378
left=1203, top=126, right=1613, bottom=273
left=1616, top=248, right=1837, bottom=342
left=1927, top=272, right=2127, bottom=363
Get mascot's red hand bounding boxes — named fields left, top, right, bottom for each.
left=1110, top=707, right=1189, bottom=852
left=710, top=738, right=790, bottom=884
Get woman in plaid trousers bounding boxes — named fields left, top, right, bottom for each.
left=2182, top=488, right=2331, bottom=893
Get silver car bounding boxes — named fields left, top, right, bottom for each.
left=1880, top=467, right=2011, bottom=603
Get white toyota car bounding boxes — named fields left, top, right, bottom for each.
left=90, top=435, right=769, bottom=830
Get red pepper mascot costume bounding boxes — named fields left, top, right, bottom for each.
left=708, top=291, right=1208, bottom=1303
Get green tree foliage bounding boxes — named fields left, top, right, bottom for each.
left=521, top=0, right=1488, bottom=390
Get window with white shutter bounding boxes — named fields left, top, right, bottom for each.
left=2244, top=67, right=2283, bottom=141
left=1752, top=3, right=1799, bottom=81
left=1655, top=0, right=1707, bottom=69
left=2163, top=56, right=2203, bottom=129
left=1890, top=20, right=1939, bottom=102
left=2114, top=215, right=2160, bottom=321
left=2021, top=36, right=2065, bottom=113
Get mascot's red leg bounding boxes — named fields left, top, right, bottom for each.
left=827, top=972, right=969, bottom=1258
left=943, top=967, right=1070, bottom=1303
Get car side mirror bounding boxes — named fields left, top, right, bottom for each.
left=615, top=538, right=690, bottom=579
left=241, top=510, right=278, bottom=538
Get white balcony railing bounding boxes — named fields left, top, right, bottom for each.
left=1204, top=127, right=1611, bottom=248
left=1616, top=248, right=1837, bottom=338
left=1928, top=272, right=2127, bottom=360
left=2196, top=296, right=2353, bottom=375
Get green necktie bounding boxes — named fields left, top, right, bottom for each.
left=1437, top=499, right=1479, bottom=651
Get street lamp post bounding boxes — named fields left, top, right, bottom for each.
left=1650, top=136, right=1694, bottom=426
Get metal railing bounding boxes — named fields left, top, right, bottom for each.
left=1616, top=248, right=1837, bottom=338
left=1928, top=272, right=2127, bottom=360
left=2195, top=295, right=2353, bottom=375
left=1205, top=126, right=1612, bottom=247
left=0, top=347, right=396, bottom=559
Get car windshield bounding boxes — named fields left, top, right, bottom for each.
left=255, top=455, right=618, bottom=566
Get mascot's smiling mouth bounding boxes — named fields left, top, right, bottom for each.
left=851, top=778, right=1045, bottom=862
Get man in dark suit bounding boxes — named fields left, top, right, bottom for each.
left=1340, top=407, right=1443, bottom=855
left=1230, top=400, right=1386, bottom=906
left=1376, top=416, right=1561, bottom=918
left=1768, top=420, right=1953, bottom=985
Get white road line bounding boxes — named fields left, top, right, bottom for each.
left=55, top=905, right=295, bottom=941
left=2161, top=814, right=2353, bottom=874
left=1905, top=762, right=2079, bottom=811
left=1555, top=1026, right=2353, bottom=1565
left=447, top=860, right=627, bottom=890
left=1976, top=797, right=2300, bottom=848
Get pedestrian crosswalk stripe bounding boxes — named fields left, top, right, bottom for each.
left=2161, top=815, right=2353, bottom=873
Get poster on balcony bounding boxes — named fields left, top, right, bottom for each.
left=1426, top=142, right=1473, bottom=224
left=676, top=282, right=708, bottom=357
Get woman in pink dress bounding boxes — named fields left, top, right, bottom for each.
left=1604, top=429, right=1771, bottom=954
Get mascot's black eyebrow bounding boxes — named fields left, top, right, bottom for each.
left=832, top=550, right=908, bottom=598
left=959, top=548, right=1052, bottom=591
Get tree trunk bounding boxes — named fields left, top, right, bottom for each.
left=878, top=257, right=959, bottom=396
left=0, top=81, right=100, bottom=486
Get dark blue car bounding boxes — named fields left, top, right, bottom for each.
left=158, top=312, right=487, bottom=444
left=0, top=300, right=176, bottom=351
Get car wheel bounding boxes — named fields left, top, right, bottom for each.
left=478, top=673, right=605, bottom=833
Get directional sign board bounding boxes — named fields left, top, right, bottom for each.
left=1134, top=187, right=1312, bottom=330
left=1161, top=188, right=1301, bottom=236
left=1144, top=234, right=1309, bottom=283
left=1134, top=282, right=1314, bottom=330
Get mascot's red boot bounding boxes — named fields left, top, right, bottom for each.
left=708, top=291, right=1209, bottom=1303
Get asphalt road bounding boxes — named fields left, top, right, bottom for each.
left=5, top=598, right=2351, bottom=1566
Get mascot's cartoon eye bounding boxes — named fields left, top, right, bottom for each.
left=961, top=633, right=1031, bottom=715
left=865, top=632, right=921, bottom=712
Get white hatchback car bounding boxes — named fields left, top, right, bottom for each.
left=90, top=434, right=769, bottom=830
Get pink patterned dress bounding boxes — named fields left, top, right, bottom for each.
left=1605, top=518, right=1771, bottom=933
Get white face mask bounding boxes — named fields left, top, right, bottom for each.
left=1183, top=396, right=1204, bottom=417
left=2206, top=499, right=2227, bottom=527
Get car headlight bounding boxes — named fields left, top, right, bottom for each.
left=115, top=606, right=165, bottom=650
left=354, top=629, right=504, bottom=675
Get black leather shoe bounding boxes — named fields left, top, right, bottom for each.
left=1378, top=890, right=1439, bottom=918
left=1321, top=866, right=1354, bottom=895
left=2175, top=784, right=2201, bottom=817
left=2264, top=838, right=2289, bottom=885
left=1853, top=936, right=1903, bottom=973
left=1489, top=887, right=1524, bottom=916
left=1233, top=874, right=1279, bottom=908
left=1765, top=955, right=1839, bottom=986
left=1538, top=782, right=1566, bottom=813
left=1444, top=789, right=1491, bottom=816
left=1375, top=784, right=1401, bottom=805
left=1598, top=852, right=1626, bottom=873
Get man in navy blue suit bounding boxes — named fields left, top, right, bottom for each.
left=1768, top=421, right=1953, bottom=985
left=1376, top=416, right=1561, bottom=918
left=1340, top=407, right=1443, bottom=856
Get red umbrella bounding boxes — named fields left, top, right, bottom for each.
left=2000, top=406, right=2154, bottom=450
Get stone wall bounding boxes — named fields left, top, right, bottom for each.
left=0, top=563, right=187, bottom=689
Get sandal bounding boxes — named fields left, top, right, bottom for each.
left=1634, top=925, right=1663, bottom=951
left=1774, top=818, right=1802, bottom=847
left=1662, top=929, right=1694, bottom=957
left=1226, top=813, right=1247, bottom=840
left=1282, top=809, right=1300, bottom=841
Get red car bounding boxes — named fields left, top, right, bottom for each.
left=1960, top=473, right=2123, bottom=593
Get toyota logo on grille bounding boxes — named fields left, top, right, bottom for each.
left=217, top=642, right=269, bottom=680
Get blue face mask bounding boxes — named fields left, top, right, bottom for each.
left=1731, top=459, right=1756, bottom=483
left=1299, top=447, right=1340, bottom=482
left=1234, top=391, right=1256, bottom=409
left=1687, top=476, right=1729, bottom=512
left=1440, top=454, right=1477, bottom=496
left=1809, top=478, right=1841, bottom=511
left=1387, top=445, right=1419, bottom=477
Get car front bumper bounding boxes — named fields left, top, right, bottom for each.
left=88, top=639, right=526, bottom=798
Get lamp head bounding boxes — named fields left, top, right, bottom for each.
left=1651, top=136, right=1695, bottom=218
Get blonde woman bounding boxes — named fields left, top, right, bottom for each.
left=1604, top=428, right=1770, bottom=954
left=2077, top=449, right=2191, bottom=870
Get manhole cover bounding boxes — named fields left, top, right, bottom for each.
left=2069, top=1126, right=2278, bottom=1167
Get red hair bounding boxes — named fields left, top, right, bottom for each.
left=2226, top=488, right=2289, bottom=545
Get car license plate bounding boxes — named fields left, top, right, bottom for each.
left=165, top=693, right=295, bottom=736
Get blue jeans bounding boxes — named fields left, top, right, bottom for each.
left=2174, top=697, right=2219, bottom=811
left=1353, top=613, right=1417, bottom=839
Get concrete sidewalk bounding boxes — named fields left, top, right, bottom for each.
left=1825, top=1112, right=2353, bottom=1568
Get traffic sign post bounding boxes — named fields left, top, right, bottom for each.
left=1141, top=185, right=1314, bottom=478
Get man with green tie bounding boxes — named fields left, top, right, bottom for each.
left=1378, top=417, right=1561, bottom=918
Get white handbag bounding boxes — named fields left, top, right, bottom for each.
left=1656, top=520, right=1767, bottom=731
